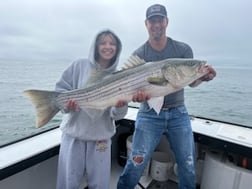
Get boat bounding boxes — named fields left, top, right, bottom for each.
left=0, top=105, right=252, bottom=189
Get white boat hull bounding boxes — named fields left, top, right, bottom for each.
left=1, top=107, right=252, bottom=189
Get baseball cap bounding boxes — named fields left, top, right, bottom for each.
left=146, top=4, right=167, bottom=19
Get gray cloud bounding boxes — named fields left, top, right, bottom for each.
left=0, top=0, right=251, bottom=66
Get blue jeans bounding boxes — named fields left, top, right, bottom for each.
left=117, top=105, right=196, bottom=189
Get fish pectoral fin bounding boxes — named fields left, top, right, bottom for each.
left=147, top=77, right=168, bottom=86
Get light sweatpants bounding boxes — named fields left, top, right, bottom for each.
left=56, top=133, right=111, bottom=189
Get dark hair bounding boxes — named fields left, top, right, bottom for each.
left=94, top=30, right=121, bottom=65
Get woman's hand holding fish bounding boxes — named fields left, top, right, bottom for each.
left=115, top=100, right=128, bottom=107
left=65, top=99, right=80, bottom=112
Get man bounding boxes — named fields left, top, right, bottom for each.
left=117, top=4, right=216, bottom=189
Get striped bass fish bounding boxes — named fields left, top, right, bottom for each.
left=23, top=56, right=209, bottom=128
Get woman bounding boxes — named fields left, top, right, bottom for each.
left=56, top=30, right=127, bottom=189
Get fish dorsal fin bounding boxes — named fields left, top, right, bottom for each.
left=120, top=55, right=146, bottom=70
left=85, top=70, right=109, bottom=87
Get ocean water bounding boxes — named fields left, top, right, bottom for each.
left=0, top=61, right=68, bottom=146
left=185, top=66, right=252, bottom=125
left=0, top=61, right=251, bottom=146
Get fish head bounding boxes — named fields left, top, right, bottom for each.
left=161, top=59, right=209, bottom=87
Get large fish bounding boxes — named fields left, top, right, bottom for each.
left=23, top=56, right=209, bottom=128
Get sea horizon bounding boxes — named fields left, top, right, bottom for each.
left=0, top=60, right=251, bottom=146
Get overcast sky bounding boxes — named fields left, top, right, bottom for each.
left=0, top=0, right=251, bottom=67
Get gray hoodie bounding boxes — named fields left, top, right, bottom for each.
left=55, top=30, right=127, bottom=140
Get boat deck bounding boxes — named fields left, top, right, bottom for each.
left=109, top=158, right=178, bottom=189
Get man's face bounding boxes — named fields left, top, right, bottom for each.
left=145, top=16, right=168, bottom=41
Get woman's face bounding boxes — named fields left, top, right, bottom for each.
left=97, top=34, right=117, bottom=65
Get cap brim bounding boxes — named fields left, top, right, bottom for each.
left=147, top=13, right=166, bottom=19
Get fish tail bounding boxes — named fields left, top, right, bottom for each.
left=23, top=89, right=60, bottom=128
